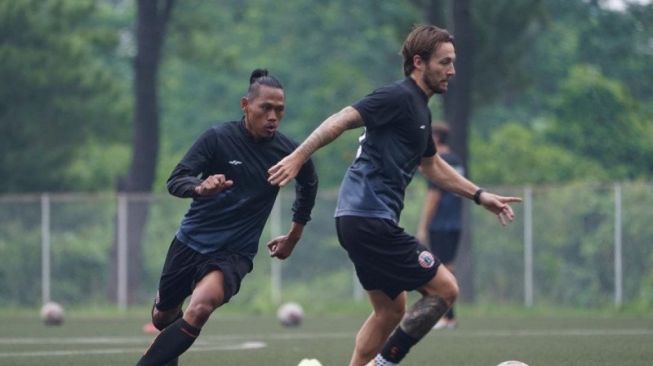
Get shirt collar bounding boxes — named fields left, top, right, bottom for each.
left=239, top=117, right=274, bottom=143
left=404, top=77, right=429, bottom=103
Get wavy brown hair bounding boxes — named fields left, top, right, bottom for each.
left=401, top=25, right=454, bottom=76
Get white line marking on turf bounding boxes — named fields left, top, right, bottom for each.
left=0, top=332, right=354, bottom=345
left=1, top=328, right=652, bottom=358
left=441, top=329, right=653, bottom=337
left=0, top=341, right=266, bottom=358
left=1, top=329, right=651, bottom=346
left=0, top=336, right=151, bottom=345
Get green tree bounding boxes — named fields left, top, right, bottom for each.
left=108, top=0, right=175, bottom=304
left=547, top=65, right=653, bottom=180
left=0, top=0, right=130, bottom=192
left=577, top=1, right=653, bottom=105
left=471, top=122, right=608, bottom=185
left=157, top=0, right=418, bottom=189
left=470, top=0, right=653, bottom=183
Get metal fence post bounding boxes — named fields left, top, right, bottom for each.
left=270, top=195, right=282, bottom=304
left=41, top=193, right=51, bottom=305
left=614, top=183, right=623, bottom=308
left=117, top=194, right=128, bottom=311
left=524, top=186, right=534, bottom=307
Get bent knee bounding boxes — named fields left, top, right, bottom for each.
left=424, top=277, right=459, bottom=306
left=443, top=279, right=459, bottom=305
left=435, top=278, right=459, bottom=306
left=185, top=302, right=218, bottom=325
left=152, top=309, right=182, bottom=330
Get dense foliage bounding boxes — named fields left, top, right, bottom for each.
left=0, top=0, right=131, bottom=192
left=2, top=0, right=652, bottom=192
left=1, top=0, right=652, bottom=309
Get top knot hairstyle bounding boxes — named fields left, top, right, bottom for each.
left=247, top=68, right=283, bottom=98
left=401, top=25, right=454, bottom=77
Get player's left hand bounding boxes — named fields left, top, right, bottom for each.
left=267, top=235, right=299, bottom=259
left=478, top=191, right=522, bottom=226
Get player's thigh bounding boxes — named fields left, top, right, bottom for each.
left=189, top=249, right=253, bottom=307
left=418, top=264, right=458, bottom=302
left=190, top=270, right=226, bottom=308
left=155, top=238, right=200, bottom=311
left=368, top=290, right=406, bottom=327
left=368, top=290, right=406, bottom=316
left=194, top=251, right=253, bottom=305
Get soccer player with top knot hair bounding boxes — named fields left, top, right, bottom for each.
left=135, top=69, right=318, bottom=366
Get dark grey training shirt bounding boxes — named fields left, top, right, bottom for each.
left=167, top=120, right=318, bottom=259
left=335, top=77, right=436, bottom=223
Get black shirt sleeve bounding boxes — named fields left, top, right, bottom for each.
left=352, top=84, right=407, bottom=130
left=423, top=125, right=437, bottom=157
left=291, top=158, right=319, bottom=225
left=166, top=128, right=216, bottom=198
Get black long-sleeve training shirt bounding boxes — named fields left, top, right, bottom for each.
left=167, top=120, right=318, bottom=259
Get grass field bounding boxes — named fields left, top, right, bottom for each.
left=1, top=307, right=652, bottom=366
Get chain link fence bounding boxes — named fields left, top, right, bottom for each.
left=1, top=181, right=651, bottom=310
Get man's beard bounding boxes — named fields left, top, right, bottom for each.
left=423, top=74, right=446, bottom=94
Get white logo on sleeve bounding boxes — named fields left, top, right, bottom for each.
left=228, top=160, right=243, bottom=166
left=420, top=125, right=427, bottom=129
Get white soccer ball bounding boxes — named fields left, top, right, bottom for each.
left=297, top=358, right=322, bottom=366
left=497, top=361, right=529, bottom=366
left=277, top=302, right=304, bottom=327
left=40, top=301, right=64, bottom=326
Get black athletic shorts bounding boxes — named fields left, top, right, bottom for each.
left=428, top=230, right=460, bottom=264
left=335, top=216, right=440, bottom=299
left=154, top=237, right=253, bottom=311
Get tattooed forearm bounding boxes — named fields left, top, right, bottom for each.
left=296, top=107, right=363, bottom=159
left=296, top=121, right=342, bottom=157
left=400, top=295, right=449, bottom=340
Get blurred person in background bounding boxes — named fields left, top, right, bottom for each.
left=268, top=25, right=521, bottom=366
left=416, top=123, right=464, bottom=330
left=135, top=69, right=318, bottom=366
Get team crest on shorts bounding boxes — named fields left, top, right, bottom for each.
left=418, top=251, right=435, bottom=269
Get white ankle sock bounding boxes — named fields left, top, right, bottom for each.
left=374, top=354, right=398, bottom=366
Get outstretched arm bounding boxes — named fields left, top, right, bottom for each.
left=419, top=155, right=522, bottom=226
left=268, top=106, right=363, bottom=187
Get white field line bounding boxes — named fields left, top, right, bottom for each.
left=0, top=331, right=353, bottom=345
left=0, top=329, right=652, bottom=358
left=0, top=341, right=266, bottom=358
left=458, top=329, right=653, bottom=337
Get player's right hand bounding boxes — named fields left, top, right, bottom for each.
left=268, top=154, right=303, bottom=187
left=478, top=191, right=522, bottom=226
left=194, top=174, right=233, bottom=196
